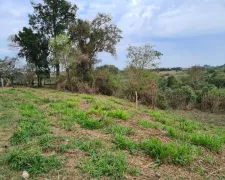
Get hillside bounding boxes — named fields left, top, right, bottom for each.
left=0, top=88, right=225, bottom=179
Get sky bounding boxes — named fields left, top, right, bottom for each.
left=0, top=0, right=225, bottom=69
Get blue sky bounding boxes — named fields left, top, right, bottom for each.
left=0, top=0, right=225, bottom=69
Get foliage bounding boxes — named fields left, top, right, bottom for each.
left=29, top=0, right=78, bottom=75
left=156, top=93, right=168, bottom=110
left=126, top=44, right=162, bottom=69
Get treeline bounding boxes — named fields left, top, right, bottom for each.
left=157, top=65, right=225, bottom=113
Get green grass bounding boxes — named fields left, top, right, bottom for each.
left=57, top=137, right=104, bottom=154
left=110, top=98, right=124, bottom=105
left=105, top=124, right=134, bottom=136
left=1, top=148, right=62, bottom=175
left=137, top=119, right=162, bottom=129
left=108, top=109, right=129, bottom=120
left=139, top=137, right=195, bottom=165
left=80, top=150, right=127, bottom=179
left=190, top=133, right=224, bottom=152
left=11, top=103, right=50, bottom=145
left=113, top=135, right=137, bottom=153
left=40, top=97, right=52, bottom=103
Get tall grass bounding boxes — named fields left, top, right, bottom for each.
left=105, top=124, right=134, bottom=136
left=139, top=138, right=195, bottom=165
left=80, top=150, right=127, bottom=179
left=2, top=148, right=62, bottom=174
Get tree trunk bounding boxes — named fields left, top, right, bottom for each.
left=1, top=78, right=4, bottom=88
left=56, top=64, right=60, bottom=77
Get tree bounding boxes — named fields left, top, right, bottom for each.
left=124, top=44, right=162, bottom=107
left=49, top=33, right=80, bottom=87
left=96, top=65, right=119, bottom=74
left=13, top=27, right=50, bottom=87
left=187, top=66, right=205, bottom=90
left=126, top=44, right=162, bottom=69
left=0, top=57, right=18, bottom=87
left=29, top=0, right=78, bottom=76
left=69, top=13, right=122, bottom=73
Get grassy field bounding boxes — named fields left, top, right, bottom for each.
left=0, top=88, right=225, bottom=179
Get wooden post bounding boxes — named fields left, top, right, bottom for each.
left=1, top=78, right=4, bottom=88
left=135, top=91, right=138, bottom=109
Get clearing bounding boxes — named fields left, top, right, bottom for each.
left=0, top=88, right=225, bottom=180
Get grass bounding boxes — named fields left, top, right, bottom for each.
left=105, top=124, right=135, bottom=136
left=57, top=137, right=104, bottom=154
left=1, top=148, right=62, bottom=174
left=137, top=119, right=162, bottom=129
left=1, top=87, right=225, bottom=179
left=11, top=103, right=49, bottom=145
left=113, top=135, right=137, bottom=153
left=80, top=150, right=127, bottom=179
left=108, top=109, right=129, bottom=120
left=139, top=137, right=195, bottom=165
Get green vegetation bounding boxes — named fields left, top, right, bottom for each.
left=105, top=124, right=134, bottom=136
left=113, top=135, right=137, bottom=153
left=80, top=151, right=127, bottom=179
left=2, top=148, right=62, bottom=174
left=0, top=88, right=225, bottom=179
left=139, top=138, right=195, bottom=165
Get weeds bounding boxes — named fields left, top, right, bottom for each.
left=128, top=167, right=141, bottom=176
left=139, top=137, right=195, bottom=165
left=57, top=138, right=104, bottom=154
left=2, top=148, right=62, bottom=174
left=190, top=133, right=224, bottom=152
left=105, top=124, right=134, bottom=136
left=108, top=109, right=129, bottom=120
left=113, top=135, right=137, bottom=153
left=137, top=119, right=162, bottom=129
left=80, top=150, right=127, bottom=179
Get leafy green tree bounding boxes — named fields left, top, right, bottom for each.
left=69, top=14, right=122, bottom=73
left=126, top=44, right=162, bottom=69
left=29, top=0, right=78, bottom=76
left=49, top=33, right=79, bottom=87
left=13, top=27, right=50, bottom=87
left=187, top=66, right=205, bottom=90
left=96, top=65, right=119, bottom=74
left=167, top=75, right=181, bottom=89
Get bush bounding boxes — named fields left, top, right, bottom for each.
left=181, top=85, right=196, bottom=105
left=156, top=93, right=168, bottom=110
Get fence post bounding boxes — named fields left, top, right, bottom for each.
left=135, top=91, right=138, bottom=109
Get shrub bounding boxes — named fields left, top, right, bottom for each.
left=181, top=85, right=196, bottom=105
left=156, top=93, right=168, bottom=110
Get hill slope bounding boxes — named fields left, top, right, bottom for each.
left=0, top=88, right=225, bottom=179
